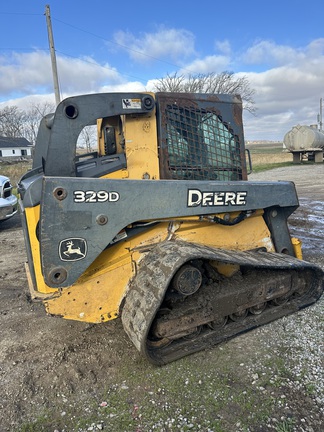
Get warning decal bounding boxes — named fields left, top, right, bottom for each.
left=122, top=98, right=142, bottom=109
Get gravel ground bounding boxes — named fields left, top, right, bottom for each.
left=0, top=164, right=323, bottom=432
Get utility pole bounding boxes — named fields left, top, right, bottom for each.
left=45, top=4, right=61, bottom=106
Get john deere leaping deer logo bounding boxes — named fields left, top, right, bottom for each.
left=59, top=238, right=87, bottom=262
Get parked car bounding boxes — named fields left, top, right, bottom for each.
left=0, top=175, right=18, bottom=222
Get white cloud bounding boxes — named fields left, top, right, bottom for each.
left=99, top=81, right=146, bottom=93
left=226, top=39, right=324, bottom=139
left=179, top=55, right=231, bottom=75
left=242, top=64, right=323, bottom=140
left=215, top=39, right=232, bottom=56
left=243, top=40, right=299, bottom=66
left=57, top=55, right=121, bottom=92
left=0, top=93, right=56, bottom=110
left=0, top=51, right=123, bottom=100
left=242, top=38, right=324, bottom=68
left=112, top=26, right=196, bottom=63
left=0, top=51, right=52, bottom=96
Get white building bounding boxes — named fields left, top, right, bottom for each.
left=0, top=136, right=33, bottom=159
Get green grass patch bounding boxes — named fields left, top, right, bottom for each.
left=251, top=161, right=294, bottom=173
left=247, top=145, right=284, bottom=154
left=275, top=417, right=296, bottom=432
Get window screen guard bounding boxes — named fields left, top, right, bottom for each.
left=157, top=93, right=246, bottom=181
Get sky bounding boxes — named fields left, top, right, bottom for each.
left=0, top=0, right=324, bottom=141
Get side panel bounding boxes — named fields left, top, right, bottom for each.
left=39, top=177, right=298, bottom=288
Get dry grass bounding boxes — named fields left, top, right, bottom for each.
left=252, top=152, right=292, bottom=165
left=0, top=161, right=32, bottom=186
left=247, top=143, right=294, bottom=172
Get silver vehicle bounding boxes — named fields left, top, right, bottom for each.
left=0, top=175, right=18, bottom=222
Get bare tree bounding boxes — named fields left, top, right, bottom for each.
left=78, top=126, right=97, bottom=152
left=154, top=71, right=256, bottom=114
left=154, top=73, right=187, bottom=92
left=0, top=102, right=55, bottom=145
left=0, top=106, right=27, bottom=138
left=24, top=102, right=55, bottom=145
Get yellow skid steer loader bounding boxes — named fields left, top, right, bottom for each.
left=18, top=92, right=323, bottom=364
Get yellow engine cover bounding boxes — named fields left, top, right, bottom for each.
left=34, top=211, right=275, bottom=323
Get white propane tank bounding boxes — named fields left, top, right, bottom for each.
left=283, top=124, right=324, bottom=151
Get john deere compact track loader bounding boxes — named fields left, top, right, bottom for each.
left=18, top=92, right=323, bottom=365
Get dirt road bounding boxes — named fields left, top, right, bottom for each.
left=249, top=164, right=324, bottom=260
left=0, top=164, right=323, bottom=431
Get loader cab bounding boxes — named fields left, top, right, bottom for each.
left=92, top=92, right=247, bottom=181
left=30, top=92, right=247, bottom=182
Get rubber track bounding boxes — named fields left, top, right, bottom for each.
left=121, top=241, right=323, bottom=365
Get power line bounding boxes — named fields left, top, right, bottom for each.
left=0, top=48, right=47, bottom=51
left=0, top=10, right=197, bottom=86
left=55, top=50, right=148, bottom=83
left=0, top=11, right=194, bottom=74
left=0, top=45, right=149, bottom=84
left=52, top=17, right=196, bottom=75
left=0, top=12, right=42, bottom=16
